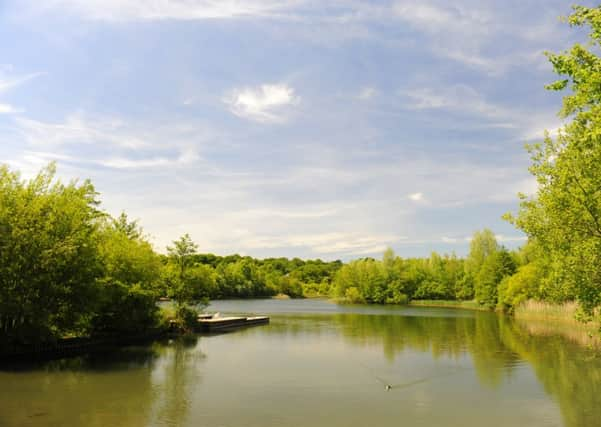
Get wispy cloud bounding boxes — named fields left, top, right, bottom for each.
left=224, top=83, right=299, bottom=123
left=15, top=114, right=149, bottom=149
left=0, top=103, right=21, bottom=114
left=408, top=192, right=424, bottom=202
left=234, top=231, right=404, bottom=256
left=400, top=84, right=510, bottom=121
left=0, top=69, right=44, bottom=114
left=12, top=113, right=213, bottom=171
left=357, top=86, right=378, bottom=100
left=495, top=234, right=527, bottom=243
left=399, top=82, right=563, bottom=140
left=390, top=0, right=568, bottom=74
left=35, top=0, right=302, bottom=21
left=0, top=71, right=44, bottom=93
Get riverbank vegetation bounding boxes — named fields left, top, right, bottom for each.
left=0, top=165, right=344, bottom=347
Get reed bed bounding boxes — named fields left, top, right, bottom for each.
left=514, top=300, right=582, bottom=323
left=409, top=300, right=489, bottom=311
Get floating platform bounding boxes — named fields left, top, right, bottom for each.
left=196, top=315, right=270, bottom=333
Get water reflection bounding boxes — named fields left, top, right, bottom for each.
left=261, top=307, right=601, bottom=427
left=1, top=301, right=600, bottom=427
left=149, top=336, right=205, bottom=426
left=0, top=345, right=160, bottom=427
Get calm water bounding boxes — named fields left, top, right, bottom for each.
left=1, top=299, right=600, bottom=427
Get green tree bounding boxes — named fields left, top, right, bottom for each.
left=167, top=234, right=198, bottom=280
left=475, top=248, right=516, bottom=308
left=465, top=229, right=499, bottom=277
left=112, top=211, right=143, bottom=240
left=91, top=214, right=162, bottom=335
left=98, top=215, right=161, bottom=289
left=166, top=234, right=206, bottom=330
left=506, top=5, right=601, bottom=318
left=0, top=164, right=102, bottom=345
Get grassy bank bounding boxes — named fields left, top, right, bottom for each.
left=408, top=299, right=601, bottom=348
left=512, top=300, right=600, bottom=346
left=409, top=299, right=490, bottom=311
left=513, top=300, right=587, bottom=323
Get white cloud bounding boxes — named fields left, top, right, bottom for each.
left=0, top=70, right=43, bottom=114
left=408, top=192, right=423, bottom=201
left=399, top=83, right=564, bottom=141
left=224, top=83, right=299, bottom=123
left=233, top=231, right=403, bottom=256
left=0, top=103, right=21, bottom=114
left=495, top=234, right=527, bottom=243
left=393, top=3, right=463, bottom=30
left=12, top=113, right=213, bottom=172
left=0, top=71, right=44, bottom=93
left=441, top=236, right=458, bottom=243
left=357, top=86, right=378, bottom=100
left=401, top=84, right=509, bottom=121
left=15, top=114, right=148, bottom=149
left=36, top=0, right=301, bottom=21
left=389, top=1, right=568, bottom=75
left=522, top=119, right=564, bottom=141
left=233, top=207, right=338, bottom=220
left=392, top=1, right=496, bottom=71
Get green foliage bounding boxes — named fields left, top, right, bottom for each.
left=90, top=281, right=160, bottom=335
left=167, top=234, right=198, bottom=280
left=174, top=305, right=199, bottom=333
left=333, top=248, right=467, bottom=305
left=545, top=5, right=601, bottom=119
left=176, top=254, right=341, bottom=299
left=165, top=235, right=209, bottom=327
left=455, top=273, right=475, bottom=300
left=466, top=229, right=499, bottom=277
left=97, top=216, right=161, bottom=290
left=498, top=262, right=545, bottom=311
left=344, top=287, right=365, bottom=304
left=475, top=249, right=516, bottom=308
left=334, top=258, right=387, bottom=303
left=0, top=164, right=102, bottom=345
left=506, top=5, right=601, bottom=317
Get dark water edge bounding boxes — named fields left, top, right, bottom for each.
left=0, top=329, right=169, bottom=365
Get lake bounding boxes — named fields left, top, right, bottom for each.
left=1, top=299, right=600, bottom=427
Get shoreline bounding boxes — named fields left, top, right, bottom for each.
left=5, top=299, right=599, bottom=361
left=408, top=299, right=491, bottom=311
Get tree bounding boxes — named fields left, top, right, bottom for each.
left=98, top=215, right=161, bottom=289
left=475, top=249, right=516, bottom=308
left=112, top=212, right=143, bottom=240
left=166, top=234, right=206, bottom=330
left=465, top=229, right=499, bottom=278
left=91, top=214, right=162, bottom=335
left=505, top=5, right=601, bottom=317
left=167, top=234, right=198, bottom=281
left=0, top=164, right=102, bottom=345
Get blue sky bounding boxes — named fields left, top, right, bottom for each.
left=0, top=1, right=590, bottom=259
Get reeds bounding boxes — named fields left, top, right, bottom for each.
left=514, top=300, right=581, bottom=323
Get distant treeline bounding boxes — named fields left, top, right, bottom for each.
left=162, top=252, right=342, bottom=299
left=332, top=230, right=543, bottom=312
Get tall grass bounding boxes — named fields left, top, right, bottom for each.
left=514, top=300, right=581, bottom=323
left=409, top=300, right=489, bottom=311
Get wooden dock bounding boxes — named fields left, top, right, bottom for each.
left=196, top=315, right=269, bottom=333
